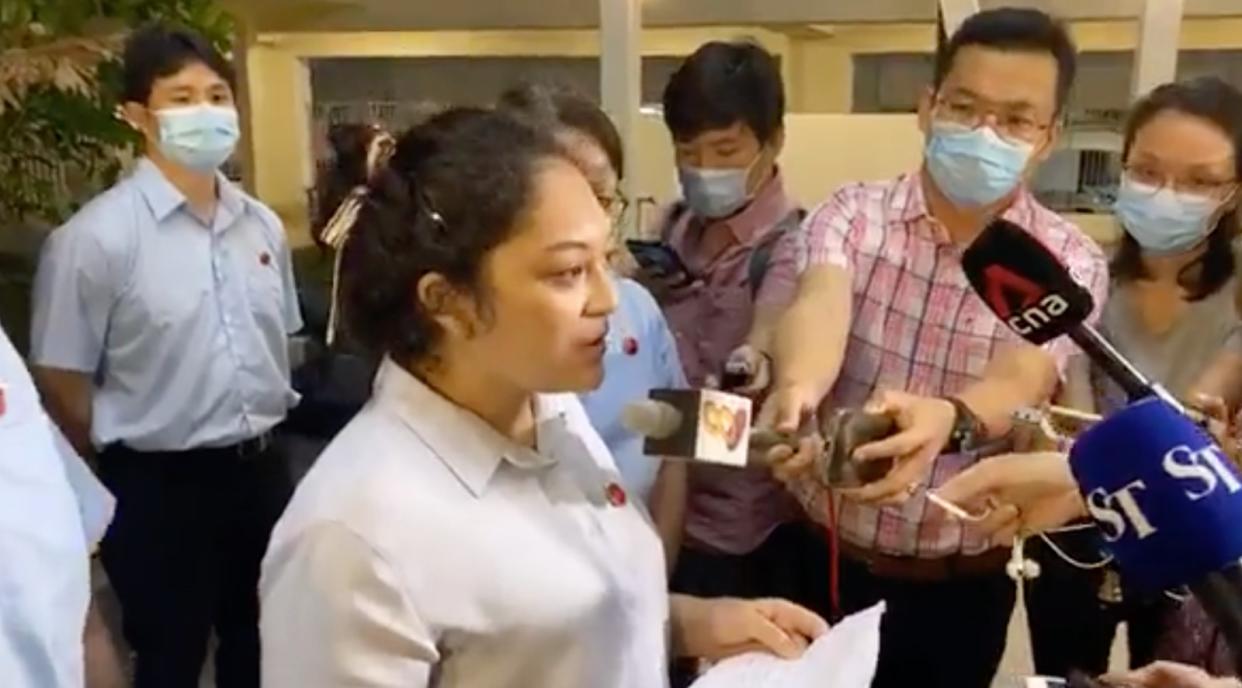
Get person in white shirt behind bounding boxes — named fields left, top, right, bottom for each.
left=0, top=320, right=115, bottom=687
left=259, top=107, right=826, bottom=688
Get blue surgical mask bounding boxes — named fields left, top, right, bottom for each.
left=155, top=104, right=240, bottom=172
left=1114, top=176, right=1225, bottom=255
left=678, top=153, right=761, bottom=219
left=924, top=122, right=1034, bottom=208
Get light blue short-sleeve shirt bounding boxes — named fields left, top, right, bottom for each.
left=0, top=322, right=114, bottom=687
left=31, top=159, right=303, bottom=451
left=579, top=278, right=687, bottom=503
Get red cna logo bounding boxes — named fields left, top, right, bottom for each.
left=982, top=264, right=1046, bottom=319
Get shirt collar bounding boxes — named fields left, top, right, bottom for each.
left=133, top=158, right=183, bottom=222
left=701, top=168, right=795, bottom=244
left=895, top=169, right=1039, bottom=245
left=132, top=157, right=245, bottom=229
left=372, top=357, right=567, bottom=497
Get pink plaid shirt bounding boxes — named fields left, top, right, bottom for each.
left=796, top=172, right=1108, bottom=558
left=661, top=172, right=804, bottom=556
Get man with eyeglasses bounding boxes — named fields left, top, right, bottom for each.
left=756, top=8, right=1109, bottom=688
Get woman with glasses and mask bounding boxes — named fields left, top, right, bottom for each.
left=1027, top=77, right=1242, bottom=681
left=259, top=107, right=826, bottom=688
left=499, top=84, right=691, bottom=571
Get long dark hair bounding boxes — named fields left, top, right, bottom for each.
left=1112, top=77, right=1242, bottom=301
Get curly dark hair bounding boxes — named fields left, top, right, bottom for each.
left=1112, top=77, right=1242, bottom=301
left=339, top=107, right=566, bottom=363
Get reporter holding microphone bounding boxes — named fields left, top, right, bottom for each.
left=934, top=441, right=1240, bottom=688
left=259, top=108, right=825, bottom=688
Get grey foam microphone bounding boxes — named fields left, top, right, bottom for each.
left=620, top=399, right=683, bottom=440
left=621, top=389, right=753, bottom=468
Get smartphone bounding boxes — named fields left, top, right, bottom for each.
left=625, top=239, right=693, bottom=285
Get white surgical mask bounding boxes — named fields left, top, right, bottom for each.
left=155, top=104, right=240, bottom=172
left=924, top=122, right=1034, bottom=208
left=677, top=151, right=765, bottom=219
left=1114, top=175, right=1227, bottom=255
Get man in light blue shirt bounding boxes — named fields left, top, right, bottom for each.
left=579, top=276, right=688, bottom=567
left=0, top=320, right=114, bottom=687
left=30, top=25, right=301, bottom=688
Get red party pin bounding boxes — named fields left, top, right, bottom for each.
left=259, top=252, right=271, bottom=266
left=622, top=336, right=639, bottom=356
left=605, top=481, right=628, bottom=507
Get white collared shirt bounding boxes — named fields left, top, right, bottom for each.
left=0, top=323, right=114, bottom=687
left=31, top=158, right=302, bottom=451
left=260, top=359, right=670, bottom=688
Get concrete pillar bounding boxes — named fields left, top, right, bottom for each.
left=1131, top=0, right=1185, bottom=99
left=599, top=0, right=643, bottom=236
left=938, top=0, right=980, bottom=39
left=232, top=20, right=258, bottom=195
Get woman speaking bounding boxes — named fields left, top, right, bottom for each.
left=259, top=107, right=824, bottom=687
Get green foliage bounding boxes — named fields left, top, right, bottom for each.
left=0, top=0, right=234, bottom=352
left=0, top=0, right=234, bottom=226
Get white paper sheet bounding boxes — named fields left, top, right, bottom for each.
left=689, top=603, right=884, bottom=688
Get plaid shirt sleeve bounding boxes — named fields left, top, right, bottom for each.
left=1042, top=231, right=1111, bottom=378
left=798, top=185, right=863, bottom=273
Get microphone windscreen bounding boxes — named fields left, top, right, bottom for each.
left=960, top=219, right=1094, bottom=345
left=621, top=400, right=683, bottom=439
left=1069, top=396, right=1242, bottom=591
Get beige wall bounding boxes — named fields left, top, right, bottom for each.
left=240, top=26, right=792, bottom=243
left=241, top=18, right=1242, bottom=245
left=632, top=113, right=925, bottom=210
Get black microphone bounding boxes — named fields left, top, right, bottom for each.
left=960, top=219, right=1185, bottom=412
left=961, top=220, right=1242, bottom=670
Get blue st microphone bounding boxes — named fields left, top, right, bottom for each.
left=1070, top=396, right=1242, bottom=668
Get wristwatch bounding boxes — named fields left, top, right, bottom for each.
left=943, top=396, right=983, bottom=452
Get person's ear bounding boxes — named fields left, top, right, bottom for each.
left=120, top=102, right=153, bottom=135
left=769, top=126, right=786, bottom=158
left=416, top=272, right=483, bottom=341
left=1222, top=185, right=1241, bottom=215
left=917, top=87, right=935, bottom=137
left=1032, top=118, right=1063, bottom=165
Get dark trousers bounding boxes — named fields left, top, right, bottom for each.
left=670, top=520, right=834, bottom=617
left=669, top=520, right=833, bottom=686
left=97, top=439, right=293, bottom=688
left=838, top=553, right=1016, bottom=688
left=1025, top=529, right=1173, bottom=677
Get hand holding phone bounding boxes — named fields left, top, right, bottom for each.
left=625, top=239, right=693, bottom=287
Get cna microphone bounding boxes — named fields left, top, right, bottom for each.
left=621, top=389, right=753, bottom=468
left=623, top=391, right=902, bottom=482
left=960, top=219, right=1184, bottom=412
left=1070, top=396, right=1242, bottom=669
